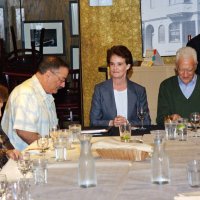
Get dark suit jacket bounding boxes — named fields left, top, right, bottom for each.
left=187, top=34, right=200, bottom=75
left=90, top=78, right=151, bottom=126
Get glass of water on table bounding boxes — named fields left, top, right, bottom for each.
left=69, top=124, right=81, bottom=143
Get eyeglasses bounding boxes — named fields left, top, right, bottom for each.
left=178, top=68, right=194, bottom=74
left=51, top=70, right=67, bottom=83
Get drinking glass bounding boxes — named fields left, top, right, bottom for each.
left=190, top=112, right=200, bottom=134
left=37, top=135, right=49, bottom=153
left=137, top=106, right=146, bottom=130
left=69, top=124, right=81, bottom=143
left=17, top=152, right=32, bottom=180
left=49, top=125, right=60, bottom=140
left=0, top=174, right=7, bottom=199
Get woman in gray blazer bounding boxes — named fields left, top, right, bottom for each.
left=90, top=45, right=151, bottom=127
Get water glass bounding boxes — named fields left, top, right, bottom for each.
left=187, top=160, right=200, bottom=187
left=32, top=158, right=48, bottom=185
left=0, top=174, right=7, bottom=198
left=69, top=124, right=81, bottom=143
left=164, top=121, right=177, bottom=140
left=119, top=123, right=131, bottom=142
left=177, top=118, right=188, bottom=141
left=59, top=129, right=73, bottom=150
left=53, top=138, right=67, bottom=162
left=6, top=180, right=30, bottom=200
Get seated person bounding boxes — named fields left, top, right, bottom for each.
left=1, top=56, right=69, bottom=151
left=90, top=45, right=151, bottom=127
left=187, top=34, right=200, bottom=75
left=156, top=46, right=200, bottom=125
left=0, top=84, right=20, bottom=168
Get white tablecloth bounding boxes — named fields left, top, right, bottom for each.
left=2, top=134, right=200, bottom=200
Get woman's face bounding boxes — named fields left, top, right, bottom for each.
left=109, top=55, right=130, bottom=80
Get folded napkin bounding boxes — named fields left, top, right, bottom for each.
left=92, top=137, right=152, bottom=153
left=174, top=192, right=200, bottom=200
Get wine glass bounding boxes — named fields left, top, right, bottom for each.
left=0, top=174, right=7, bottom=199
left=37, top=135, right=49, bottom=153
left=17, top=152, right=32, bottom=180
left=49, top=125, right=60, bottom=140
left=137, top=106, right=146, bottom=130
left=190, top=112, right=200, bottom=134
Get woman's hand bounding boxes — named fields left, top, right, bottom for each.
left=6, top=149, right=21, bottom=160
left=113, top=115, right=127, bottom=127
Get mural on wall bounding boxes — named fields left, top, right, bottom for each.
left=141, top=0, right=200, bottom=56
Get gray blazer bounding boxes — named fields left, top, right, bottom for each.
left=90, top=79, right=151, bottom=126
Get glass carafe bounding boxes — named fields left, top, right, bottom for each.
left=151, top=137, right=170, bottom=184
left=78, top=134, right=97, bottom=188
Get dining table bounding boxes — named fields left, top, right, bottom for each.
left=1, top=126, right=200, bottom=200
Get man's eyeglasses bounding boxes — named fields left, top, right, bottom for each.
left=51, top=71, right=67, bottom=83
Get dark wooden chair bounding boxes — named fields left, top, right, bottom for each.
left=3, top=26, right=45, bottom=92
left=54, top=69, right=81, bottom=128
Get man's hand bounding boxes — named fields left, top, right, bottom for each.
left=170, top=114, right=181, bottom=121
left=6, top=149, right=21, bottom=160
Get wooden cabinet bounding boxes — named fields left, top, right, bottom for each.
left=129, top=65, right=176, bottom=124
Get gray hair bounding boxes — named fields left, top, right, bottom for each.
left=176, top=47, right=198, bottom=69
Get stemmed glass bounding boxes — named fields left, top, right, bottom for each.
left=0, top=174, right=7, bottom=200
left=49, top=125, right=60, bottom=141
left=190, top=112, right=200, bottom=134
left=37, top=135, right=49, bottom=154
left=137, top=106, right=146, bottom=130
left=17, top=152, right=32, bottom=180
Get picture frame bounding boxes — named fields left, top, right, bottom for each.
left=0, top=8, right=5, bottom=40
left=69, top=1, right=79, bottom=37
left=140, top=0, right=199, bottom=57
left=70, top=45, right=79, bottom=69
left=13, top=7, right=25, bottom=41
left=23, top=20, right=65, bottom=55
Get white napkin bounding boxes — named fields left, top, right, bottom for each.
left=174, top=192, right=200, bottom=200
left=92, top=137, right=152, bottom=153
left=0, top=159, right=32, bottom=182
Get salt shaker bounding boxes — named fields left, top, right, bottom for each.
left=151, top=136, right=170, bottom=184
left=78, top=134, right=97, bottom=188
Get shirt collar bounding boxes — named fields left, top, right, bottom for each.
left=178, top=74, right=197, bottom=86
left=32, top=75, right=54, bottom=103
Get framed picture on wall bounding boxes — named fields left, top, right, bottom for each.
left=140, top=0, right=199, bottom=56
left=14, top=7, right=25, bottom=41
left=23, top=20, right=65, bottom=55
left=0, top=8, right=5, bottom=40
left=70, top=45, right=79, bottom=69
left=69, top=1, right=79, bottom=37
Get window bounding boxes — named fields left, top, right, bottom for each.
left=150, top=0, right=155, bottom=8
left=158, top=25, right=165, bottom=43
left=169, top=22, right=180, bottom=42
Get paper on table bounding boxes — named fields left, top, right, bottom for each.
left=81, top=129, right=108, bottom=134
left=174, top=192, right=200, bottom=200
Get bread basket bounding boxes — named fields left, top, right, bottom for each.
left=92, top=138, right=152, bottom=161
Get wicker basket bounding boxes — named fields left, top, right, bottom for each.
left=95, top=148, right=150, bottom=161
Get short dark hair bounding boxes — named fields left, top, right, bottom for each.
left=107, top=45, right=134, bottom=67
left=0, top=85, right=8, bottom=103
left=38, top=56, right=68, bottom=74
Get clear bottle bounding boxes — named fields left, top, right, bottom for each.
left=151, top=137, right=170, bottom=184
left=78, top=134, right=97, bottom=188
